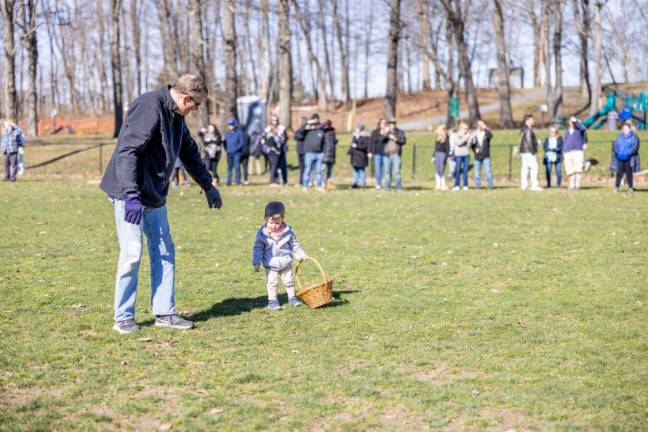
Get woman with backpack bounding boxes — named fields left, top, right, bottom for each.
left=613, top=121, right=640, bottom=193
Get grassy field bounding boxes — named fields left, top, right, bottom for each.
left=1, top=131, right=647, bottom=431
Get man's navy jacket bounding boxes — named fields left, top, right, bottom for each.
left=100, top=86, right=212, bottom=208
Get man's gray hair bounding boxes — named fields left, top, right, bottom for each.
left=171, top=74, right=208, bottom=100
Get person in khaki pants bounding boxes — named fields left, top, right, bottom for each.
left=519, top=114, right=543, bottom=191
left=253, top=202, right=308, bottom=310
left=563, top=116, right=588, bottom=190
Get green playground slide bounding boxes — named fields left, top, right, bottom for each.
left=583, top=92, right=616, bottom=128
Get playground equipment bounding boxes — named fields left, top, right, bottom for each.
left=583, top=90, right=648, bottom=130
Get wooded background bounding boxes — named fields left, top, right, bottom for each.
left=1, top=0, right=646, bottom=136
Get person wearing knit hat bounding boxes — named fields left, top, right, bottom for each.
left=252, top=201, right=307, bottom=310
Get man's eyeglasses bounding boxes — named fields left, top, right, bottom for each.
left=187, top=94, right=201, bottom=108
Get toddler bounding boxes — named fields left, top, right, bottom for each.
left=252, top=201, right=307, bottom=310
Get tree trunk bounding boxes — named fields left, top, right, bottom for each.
left=590, top=0, right=604, bottom=115
left=130, top=0, right=142, bottom=95
left=111, top=0, right=124, bottom=137
left=493, top=0, right=513, bottom=128
left=317, top=0, right=335, bottom=99
left=1, top=0, right=18, bottom=120
left=417, top=0, right=432, bottom=91
left=442, top=0, right=480, bottom=126
left=528, top=0, right=545, bottom=87
left=332, top=0, right=350, bottom=107
left=26, top=0, right=38, bottom=135
left=223, top=0, right=239, bottom=121
left=550, top=0, right=563, bottom=119
left=292, top=0, right=326, bottom=111
left=363, top=1, right=373, bottom=99
left=157, top=0, right=177, bottom=82
left=384, top=0, right=400, bottom=120
left=190, top=0, right=210, bottom=128
left=573, top=0, right=591, bottom=100
left=278, top=0, right=292, bottom=129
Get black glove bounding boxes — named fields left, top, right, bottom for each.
left=205, top=186, right=223, bottom=209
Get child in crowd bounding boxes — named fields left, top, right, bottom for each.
left=252, top=202, right=307, bottom=310
left=613, top=121, right=640, bottom=193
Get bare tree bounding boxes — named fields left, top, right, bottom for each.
left=441, top=0, right=480, bottom=126
left=292, top=0, right=326, bottom=111
left=317, top=0, right=334, bottom=99
left=493, top=0, right=513, bottom=128
left=544, top=0, right=563, bottom=119
left=573, top=0, right=591, bottom=101
left=590, top=0, right=605, bottom=115
left=130, top=0, right=142, bottom=95
left=111, top=0, right=124, bottom=137
left=2, top=0, right=18, bottom=120
left=223, top=0, right=238, bottom=120
left=190, top=0, right=210, bottom=128
left=25, top=0, right=38, bottom=135
left=278, top=0, right=292, bottom=128
left=332, top=0, right=350, bottom=106
left=417, top=0, right=432, bottom=91
left=384, top=0, right=401, bottom=120
left=363, top=0, right=373, bottom=99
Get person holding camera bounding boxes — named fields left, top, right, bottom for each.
left=563, top=116, right=588, bottom=190
left=199, top=123, right=222, bottom=184
left=383, top=118, right=406, bottom=192
left=264, top=115, right=288, bottom=186
left=294, top=113, right=326, bottom=191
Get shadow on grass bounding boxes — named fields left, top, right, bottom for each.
left=184, top=289, right=361, bottom=322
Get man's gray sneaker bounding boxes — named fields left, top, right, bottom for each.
left=154, top=314, right=194, bottom=330
left=288, top=297, right=303, bottom=307
left=267, top=299, right=282, bottom=310
left=113, top=319, right=140, bottom=334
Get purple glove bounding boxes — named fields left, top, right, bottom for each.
left=124, top=194, right=143, bottom=225
left=205, top=186, right=223, bottom=209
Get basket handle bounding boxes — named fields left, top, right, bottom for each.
left=294, top=257, right=327, bottom=292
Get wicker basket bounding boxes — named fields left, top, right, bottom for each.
left=295, top=257, right=334, bottom=308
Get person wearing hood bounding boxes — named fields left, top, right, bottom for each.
left=613, top=121, right=640, bottom=193
left=224, top=118, right=245, bottom=186
left=519, top=114, right=543, bottom=191
left=348, top=123, right=370, bottom=189
left=1, top=119, right=24, bottom=182
left=321, top=119, right=338, bottom=189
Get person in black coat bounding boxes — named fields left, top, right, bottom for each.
left=294, top=113, right=326, bottom=189
left=369, top=119, right=388, bottom=188
left=295, top=116, right=307, bottom=183
left=199, top=123, right=222, bottom=184
left=348, top=124, right=370, bottom=189
left=469, top=120, right=494, bottom=188
left=321, top=119, right=337, bottom=187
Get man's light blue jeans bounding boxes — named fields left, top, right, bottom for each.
left=474, top=158, right=493, bottom=188
left=112, top=199, right=176, bottom=322
left=302, top=152, right=323, bottom=187
left=383, top=154, right=402, bottom=191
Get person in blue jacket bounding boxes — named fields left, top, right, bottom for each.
left=613, top=121, right=640, bottom=193
left=1, top=119, right=24, bottom=182
left=224, top=118, right=245, bottom=185
left=99, top=74, right=222, bottom=334
left=542, top=126, right=564, bottom=188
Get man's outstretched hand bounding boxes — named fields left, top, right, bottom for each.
left=205, top=185, right=223, bottom=209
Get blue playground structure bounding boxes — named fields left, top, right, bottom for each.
left=583, top=90, right=648, bottom=130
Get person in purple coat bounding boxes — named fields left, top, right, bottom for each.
left=563, top=116, right=588, bottom=190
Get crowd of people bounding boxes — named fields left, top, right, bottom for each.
left=0, top=111, right=642, bottom=193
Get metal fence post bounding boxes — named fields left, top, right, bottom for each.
left=508, top=144, right=513, bottom=182
left=411, top=143, right=417, bottom=181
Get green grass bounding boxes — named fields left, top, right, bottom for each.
left=1, top=132, right=647, bottom=431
